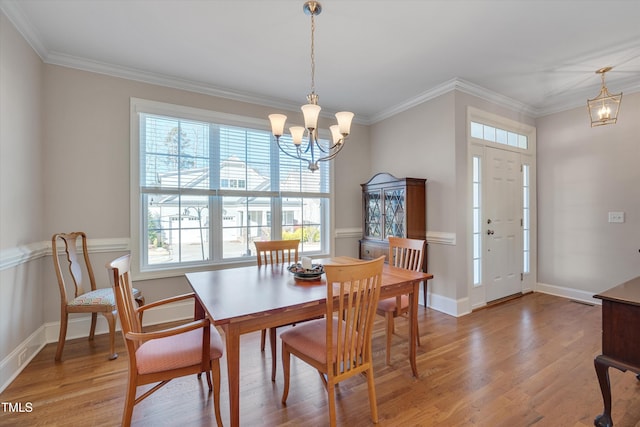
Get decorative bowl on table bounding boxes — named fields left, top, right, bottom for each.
left=287, top=263, right=325, bottom=281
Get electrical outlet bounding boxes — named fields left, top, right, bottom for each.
left=18, top=348, right=28, bottom=366
left=608, top=211, right=625, bottom=223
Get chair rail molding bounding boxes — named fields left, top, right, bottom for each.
left=334, top=229, right=456, bottom=245
left=426, top=231, right=456, bottom=246
left=334, top=227, right=362, bottom=239
left=0, top=238, right=130, bottom=271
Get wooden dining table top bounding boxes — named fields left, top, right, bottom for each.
left=186, top=256, right=433, bottom=327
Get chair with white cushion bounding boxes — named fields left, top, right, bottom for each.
left=52, top=231, right=144, bottom=361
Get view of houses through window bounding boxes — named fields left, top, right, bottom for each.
left=136, top=105, right=330, bottom=271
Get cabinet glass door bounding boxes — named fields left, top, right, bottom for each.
left=365, top=190, right=382, bottom=238
left=384, top=188, right=406, bottom=238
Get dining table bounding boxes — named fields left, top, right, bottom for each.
left=186, top=256, right=433, bottom=427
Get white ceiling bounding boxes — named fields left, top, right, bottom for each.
left=3, top=0, right=640, bottom=124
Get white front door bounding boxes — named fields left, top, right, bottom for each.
left=484, top=147, right=522, bottom=301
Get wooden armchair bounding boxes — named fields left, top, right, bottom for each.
left=254, top=239, right=300, bottom=381
left=107, top=254, right=223, bottom=427
left=280, top=256, right=385, bottom=427
left=376, top=236, right=426, bottom=364
left=52, top=231, right=144, bottom=361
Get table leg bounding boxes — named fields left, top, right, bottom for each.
left=222, top=323, right=241, bottom=427
left=194, top=298, right=205, bottom=320
left=422, top=280, right=427, bottom=308
left=594, top=355, right=613, bottom=427
left=409, top=282, right=419, bottom=377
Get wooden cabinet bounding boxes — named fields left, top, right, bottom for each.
left=359, top=173, right=426, bottom=267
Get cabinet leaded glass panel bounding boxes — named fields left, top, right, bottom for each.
left=384, top=188, right=405, bottom=238
left=365, top=190, right=382, bottom=238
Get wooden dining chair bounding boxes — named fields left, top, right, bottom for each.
left=254, top=239, right=300, bottom=381
left=52, top=231, right=145, bottom=361
left=377, top=236, right=426, bottom=365
left=107, top=254, right=223, bottom=427
left=280, top=256, right=385, bottom=427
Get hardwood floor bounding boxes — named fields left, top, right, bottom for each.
left=1, top=292, right=639, bottom=426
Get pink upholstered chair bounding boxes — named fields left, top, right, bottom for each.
left=52, top=231, right=144, bottom=361
left=376, top=236, right=426, bottom=364
left=254, top=239, right=300, bottom=381
left=106, top=254, right=223, bottom=427
left=280, top=256, right=385, bottom=427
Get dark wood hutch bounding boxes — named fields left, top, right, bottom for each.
left=359, top=172, right=427, bottom=275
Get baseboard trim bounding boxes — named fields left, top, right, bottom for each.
left=535, top=282, right=600, bottom=306
left=1, top=300, right=193, bottom=394
left=426, top=292, right=469, bottom=317
left=0, top=326, right=46, bottom=394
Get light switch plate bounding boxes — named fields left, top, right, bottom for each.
left=608, top=211, right=625, bottom=223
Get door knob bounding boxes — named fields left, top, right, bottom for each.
left=487, top=229, right=494, bottom=235
left=487, top=219, right=492, bottom=224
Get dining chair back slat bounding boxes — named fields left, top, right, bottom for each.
left=254, top=239, right=300, bottom=266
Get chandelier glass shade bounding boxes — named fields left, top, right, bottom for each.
left=268, top=1, right=354, bottom=172
left=587, top=67, right=622, bottom=127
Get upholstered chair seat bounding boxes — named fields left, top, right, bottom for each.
left=377, top=294, right=409, bottom=313
left=278, top=317, right=359, bottom=365
left=135, top=328, right=224, bottom=375
left=67, top=287, right=140, bottom=307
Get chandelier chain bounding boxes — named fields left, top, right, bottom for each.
left=310, top=12, right=316, bottom=95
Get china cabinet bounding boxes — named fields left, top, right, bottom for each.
left=359, top=173, right=427, bottom=266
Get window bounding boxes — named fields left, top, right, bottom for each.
left=472, top=155, right=482, bottom=286
left=132, top=99, right=331, bottom=275
left=470, top=121, right=528, bottom=149
left=522, top=164, right=530, bottom=274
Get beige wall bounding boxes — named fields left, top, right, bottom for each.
left=0, top=13, right=44, bottom=249
left=536, top=92, right=640, bottom=293
left=0, top=11, right=45, bottom=371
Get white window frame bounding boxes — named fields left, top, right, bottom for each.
left=130, top=98, right=334, bottom=280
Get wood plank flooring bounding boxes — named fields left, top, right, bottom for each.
left=1, top=292, right=639, bottom=426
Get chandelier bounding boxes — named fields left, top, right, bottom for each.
left=587, top=66, right=622, bottom=127
left=268, top=1, right=354, bottom=172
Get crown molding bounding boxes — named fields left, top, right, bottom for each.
left=0, top=0, right=48, bottom=59
left=369, top=78, right=540, bottom=124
